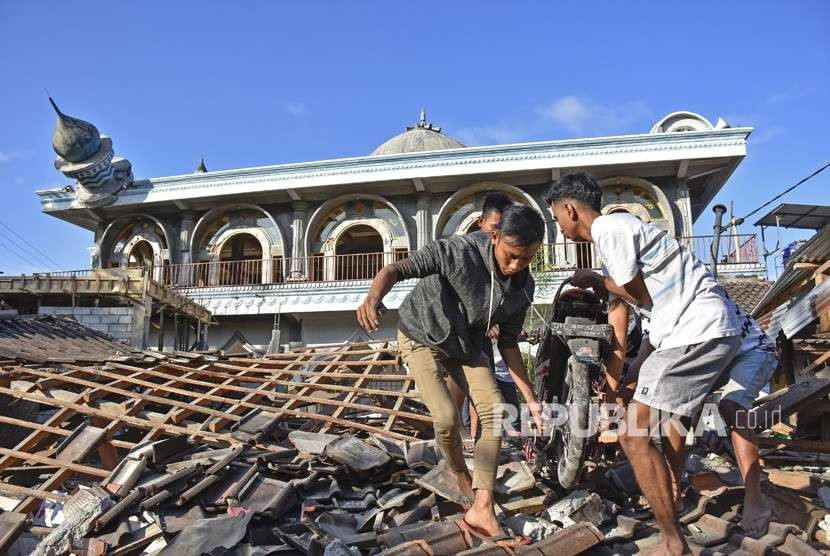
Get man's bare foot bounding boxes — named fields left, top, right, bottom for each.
left=740, top=504, right=772, bottom=538
left=463, top=502, right=504, bottom=538
left=454, top=469, right=474, bottom=502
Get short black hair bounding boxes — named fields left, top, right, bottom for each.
left=543, top=172, right=602, bottom=212
left=497, top=205, right=544, bottom=246
left=481, top=192, right=514, bottom=218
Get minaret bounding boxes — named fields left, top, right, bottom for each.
left=50, top=98, right=132, bottom=207
left=194, top=157, right=208, bottom=174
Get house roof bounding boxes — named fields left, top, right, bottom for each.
left=0, top=314, right=150, bottom=364
left=722, top=278, right=774, bottom=314
left=754, top=203, right=830, bottom=230
left=753, top=225, right=830, bottom=317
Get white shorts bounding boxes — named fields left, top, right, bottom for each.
left=718, top=350, right=777, bottom=409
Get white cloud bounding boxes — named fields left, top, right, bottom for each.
left=453, top=96, right=651, bottom=147
left=538, top=96, right=591, bottom=133
left=538, top=96, right=649, bottom=136
left=0, top=150, right=29, bottom=163
left=456, top=124, right=528, bottom=146
left=282, top=102, right=306, bottom=118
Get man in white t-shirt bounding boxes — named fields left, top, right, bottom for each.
left=628, top=298, right=777, bottom=538
left=545, top=172, right=741, bottom=556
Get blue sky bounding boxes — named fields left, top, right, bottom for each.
left=0, top=1, right=828, bottom=274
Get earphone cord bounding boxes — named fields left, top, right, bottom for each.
left=524, top=290, right=557, bottom=333
left=486, top=268, right=495, bottom=334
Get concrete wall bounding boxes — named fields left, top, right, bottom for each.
left=173, top=310, right=399, bottom=351
left=149, top=313, right=301, bottom=352
left=299, top=310, right=398, bottom=345
left=39, top=304, right=145, bottom=347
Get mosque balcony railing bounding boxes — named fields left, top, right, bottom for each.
left=151, top=234, right=760, bottom=289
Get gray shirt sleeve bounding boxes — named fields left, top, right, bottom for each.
left=392, top=239, right=458, bottom=280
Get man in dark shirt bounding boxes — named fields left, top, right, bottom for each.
left=357, top=205, right=545, bottom=540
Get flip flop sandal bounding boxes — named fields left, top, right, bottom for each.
left=683, top=519, right=736, bottom=548
left=455, top=518, right=530, bottom=555
left=676, top=491, right=700, bottom=520
left=393, top=540, right=434, bottom=555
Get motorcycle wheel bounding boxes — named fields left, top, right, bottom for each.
left=555, top=355, right=590, bottom=489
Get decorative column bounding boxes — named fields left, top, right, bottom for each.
left=674, top=179, right=693, bottom=239
left=289, top=201, right=309, bottom=280
left=415, top=194, right=431, bottom=249
left=178, top=212, right=196, bottom=285
left=91, top=222, right=106, bottom=268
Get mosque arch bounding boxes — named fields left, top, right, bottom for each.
left=99, top=214, right=174, bottom=280
left=304, top=194, right=410, bottom=282
left=190, top=203, right=285, bottom=262
left=599, top=176, right=676, bottom=236
left=433, top=182, right=550, bottom=240
left=306, top=195, right=410, bottom=254
left=189, top=204, right=285, bottom=285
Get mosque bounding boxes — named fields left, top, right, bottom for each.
left=38, top=104, right=763, bottom=349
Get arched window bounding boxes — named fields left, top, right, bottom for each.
left=127, top=240, right=155, bottom=268
left=334, top=224, right=384, bottom=280
left=217, top=233, right=263, bottom=285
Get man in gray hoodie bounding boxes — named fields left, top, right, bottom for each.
left=357, top=204, right=545, bottom=540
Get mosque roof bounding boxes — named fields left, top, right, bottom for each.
left=371, top=109, right=466, bottom=156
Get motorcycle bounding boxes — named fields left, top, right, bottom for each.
left=531, top=278, right=639, bottom=489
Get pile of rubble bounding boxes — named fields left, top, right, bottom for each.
left=3, top=427, right=604, bottom=555
left=0, top=317, right=828, bottom=554
left=5, top=410, right=830, bottom=555
left=0, top=332, right=607, bottom=555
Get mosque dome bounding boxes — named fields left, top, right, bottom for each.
left=371, top=109, right=466, bottom=156
left=49, top=98, right=102, bottom=163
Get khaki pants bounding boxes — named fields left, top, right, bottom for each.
left=397, top=330, right=503, bottom=491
